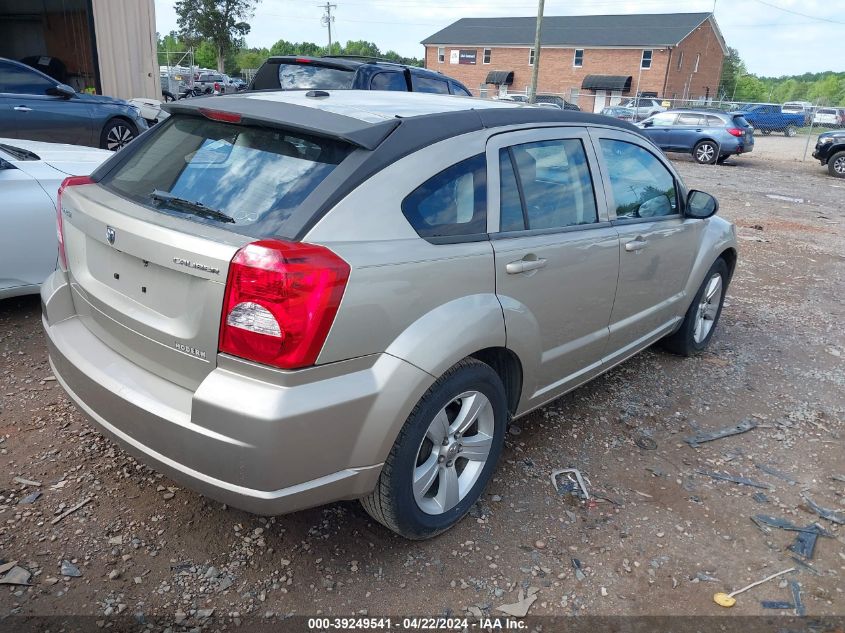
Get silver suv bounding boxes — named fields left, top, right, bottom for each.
left=42, top=91, right=737, bottom=539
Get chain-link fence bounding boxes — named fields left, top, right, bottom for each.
left=481, top=88, right=842, bottom=163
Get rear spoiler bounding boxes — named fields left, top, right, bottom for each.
left=162, top=98, right=399, bottom=151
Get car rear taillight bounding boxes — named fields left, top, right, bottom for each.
left=214, top=82, right=221, bottom=91
left=56, top=176, right=93, bottom=270
left=219, top=240, right=350, bottom=369
left=727, top=128, right=744, bottom=137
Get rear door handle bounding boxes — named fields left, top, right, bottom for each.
left=506, top=257, right=547, bottom=274
left=13, top=106, right=32, bottom=112
left=625, top=237, right=649, bottom=252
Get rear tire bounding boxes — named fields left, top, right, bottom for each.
left=761, top=129, right=771, bottom=136
left=661, top=259, right=729, bottom=356
left=828, top=151, right=845, bottom=178
left=361, top=359, right=508, bottom=540
left=716, top=154, right=731, bottom=165
left=784, top=125, right=797, bottom=137
left=100, top=118, right=137, bottom=151
left=693, top=140, right=718, bottom=165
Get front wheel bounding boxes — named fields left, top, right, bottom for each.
left=828, top=151, right=845, bottom=178
left=693, top=140, right=718, bottom=164
left=100, top=119, right=137, bottom=151
left=761, top=129, right=771, bottom=136
left=661, top=259, right=729, bottom=356
left=361, top=359, right=508, bottom=539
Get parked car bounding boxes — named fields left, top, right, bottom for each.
left=0, top=57, right=148, bottom=151
left=812, top=130, right=845, bottom=177
left=0, top=138, right=110, bottom=299
left=782, top=101, right=813, bottom=125
left=497, top=94, right=528, bottom=103
left=196, top=72, right=231, bottom=95
left=249, top=55, right=473, bottom=96
left=812, top=107, right=844, bottom=129
left=535, top=94, right=580, bottom=111
left=230, top=77, right=248, bottom=91
left=638, top=109, right=754, bottom=164
left=619, top=97, right=666, bottom=120
left=43, top=91, right=735, bottom=539
left=734, top=103, right=805, bottom=136
left=601, top=106, right=636, bottom=122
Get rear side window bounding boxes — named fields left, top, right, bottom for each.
left=500, top=139, right=598, bottom=231
left=401, top=154, right=487, bottom=240
left=413, top=75, right=450, bottom=94
left=278, top=63, right=354, bottom=89
left=599, top=139, right=677, bottom=219
left=707, top=115, right=726, bottom=126
left=677, top=113, right=705, bottom=126
left=450, top=82, right=472, bottom=96
left=370, top=72, right=407, bottom=91
left=101, top=116, right=351, bottom=238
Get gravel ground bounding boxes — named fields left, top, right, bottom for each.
left=1, top=136, right=843, bottom=626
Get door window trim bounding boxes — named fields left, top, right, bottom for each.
left=484, top=126, right=611, bottom=236
left=589, top=128, right=686, bottom=225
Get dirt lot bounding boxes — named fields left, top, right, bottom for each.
left=1, top=136, right=843, bottom=627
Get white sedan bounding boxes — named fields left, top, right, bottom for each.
left=1, top=138, right=110, bottom=299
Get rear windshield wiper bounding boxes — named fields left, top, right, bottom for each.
left=149, top=190, right=235, bottom=224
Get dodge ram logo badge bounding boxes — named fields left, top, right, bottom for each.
left=106, top=226, right=116, bottom=245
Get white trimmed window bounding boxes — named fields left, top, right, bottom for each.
left=694, top=53, right=701, bottom=73
left=437, top=47, right=445, bottom=63
left=677, top=50, right=684, bottom=70
left=528, top=48, right=535, bottom=66
left=483, top=48, right=492, bottom=64
left=573, top=49, right=583, bottom=67
left=641, top=49, right=653, bottom=69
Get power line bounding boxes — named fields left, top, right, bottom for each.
left=749, top=0, right=845, bottom=25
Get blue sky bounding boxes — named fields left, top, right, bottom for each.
left=153, top=0, right=842, bottom=77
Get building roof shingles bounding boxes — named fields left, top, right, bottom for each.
left=421, top=12, right=713, bottom=48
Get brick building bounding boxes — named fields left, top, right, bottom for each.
left=421, top=12, right=726, bottom=112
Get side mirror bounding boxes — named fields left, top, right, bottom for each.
left=642, top=119, right=653, bottom=128
left=48, top=83, right=75, bottom=98
left=686, top=190, right=719, bottom=219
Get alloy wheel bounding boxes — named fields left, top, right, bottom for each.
left=106, top=125, right=134, bottom=151
left=694, top=273, right=723, bottom=343
left=413, top=391, right=494, bottom=515
left=833, top=156, right=845, bottom=175
left=695, top=143, right=716, bottom=163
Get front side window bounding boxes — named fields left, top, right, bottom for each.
left=573, top=49, right=584, bottom=67
left=483, top=48, right=492, bottom=64
left=401, top=154, right=487, bottom=239
left=499, top=139, right=598, bottom=231
left=649, top=112, right=678, bottom=127
left=370, top=72, right=408, bottom=91
left=437, top=47, right=445, bottom=63
left=641, top=50, right=653, bottom=69
left=0, top=62, right=55, bottom=95
left=528, top=48, right=535, bottom=66
left=599, top=139, right=677, bottom=219
left=102, top=116, right=351, bottom=239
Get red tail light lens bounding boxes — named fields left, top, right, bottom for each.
left=727, top=127, right=743, bottom=137
left=219, top=240, right=350, bottom=369
left=213, top=82, right=221, bottom=91
left=56, top=176, right=94, bottom=270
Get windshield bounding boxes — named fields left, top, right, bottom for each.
left=277, top=63, right=354, bottom=89
left=101, top=116, right=352, bottom=237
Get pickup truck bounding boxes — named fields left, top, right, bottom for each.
left=734, top=104, right=805, bottom=137
left=195, top=72, right=231, bottom=95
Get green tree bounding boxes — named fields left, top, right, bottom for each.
left=175, top=0, right=258, bottom=72
left=236, top=47, right=269, bottom=71
left=718, top=46, right=746, bottom=99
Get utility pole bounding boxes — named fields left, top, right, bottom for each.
left=527, top=0, right=544, bottom=104
left=320, top=2, right=337, bottom=54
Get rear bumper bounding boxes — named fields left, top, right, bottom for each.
left=42, top=271, right=431, bottom=515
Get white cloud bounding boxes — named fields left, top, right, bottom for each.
left=153, top=0, right=843, bottom=75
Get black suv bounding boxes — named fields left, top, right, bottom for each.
left=249, top=56, right=473, bottom=96
left=812, top=130, right=845, bottom=178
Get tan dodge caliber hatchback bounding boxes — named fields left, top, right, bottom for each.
left=42, top=91, right=737, bottom=539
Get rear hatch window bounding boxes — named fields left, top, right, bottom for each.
left=100, top=115, right=351, bottom=238
left=278, top=63, right=354, bottom=89
left=732, top=115, right=751, bottom=128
